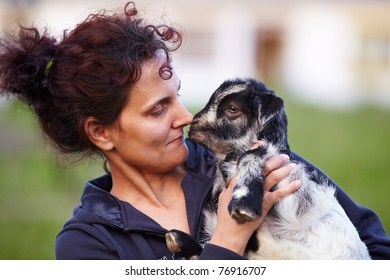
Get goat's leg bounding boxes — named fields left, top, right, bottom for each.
left=165, top=229, right=203, bottom=259
left=228, top=147, right=266, bottom=223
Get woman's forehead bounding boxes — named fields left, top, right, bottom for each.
left=126, top=60, right=179, bottom=107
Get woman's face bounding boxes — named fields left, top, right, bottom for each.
left=106, top=57, right=193, bottom=174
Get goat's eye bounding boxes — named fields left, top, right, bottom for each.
left=228, top=105, right=238, bottom=113
left=224, top=105, right=242, bottom=119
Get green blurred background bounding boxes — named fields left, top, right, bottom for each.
left=0, top=0, right=389, bottom=259
left=1, top=92, right=389, bottom=259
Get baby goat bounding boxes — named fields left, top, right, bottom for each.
left=166, top=78, right=370, bottom=259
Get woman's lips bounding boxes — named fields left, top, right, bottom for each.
left=167, top=135, right=183, bottom=145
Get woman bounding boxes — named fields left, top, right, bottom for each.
left=0, top=2, right=389, bottom=259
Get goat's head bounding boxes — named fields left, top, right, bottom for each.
left=188, top=78, right=286, bottom=157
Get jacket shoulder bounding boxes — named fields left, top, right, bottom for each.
left=56, top=220, right=120, bottom=260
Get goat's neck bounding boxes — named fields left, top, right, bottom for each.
left=214, top=135, right=257, bottom=162
left=258, top=117, right=290, bottom=156
left=224, top=148, right=245, bottom=162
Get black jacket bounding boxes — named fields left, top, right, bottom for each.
left=56, top=139, right=390, bottom=259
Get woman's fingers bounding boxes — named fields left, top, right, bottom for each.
left=250, top=140, right=267, bottom=150
left=264, top=160, right=297, bottom=191
left=263, top=153, right=290, bottom=176
left=262, top=179, right=301, bottom=212
left=251, top=142, right=298, bottom=192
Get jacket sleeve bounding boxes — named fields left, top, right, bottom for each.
left=56, top=223, right=121, bottom=260
left=291, top=152, right=390, bottom=260
left=199, top=244, right=246, bottom=260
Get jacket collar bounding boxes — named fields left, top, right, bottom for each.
left=80, top=171, right=213, bottom=237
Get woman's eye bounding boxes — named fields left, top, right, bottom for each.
left=151, top=104, right=165, bottom=116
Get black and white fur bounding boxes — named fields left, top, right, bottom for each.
left=166, top=78, right=370, bottom=259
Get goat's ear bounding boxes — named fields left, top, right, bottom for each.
left=252, top=93, right=284, bottom=126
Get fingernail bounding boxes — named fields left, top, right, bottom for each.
left=294, top=180, right=302, bottom=189
left=280, top=154, right=290, bottom=162
left=289, top=162, right=297, bottom=169
left=259, top=140, right=268, bottom=146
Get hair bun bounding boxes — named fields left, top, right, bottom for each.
left=0, top=26, right=57, bottom=106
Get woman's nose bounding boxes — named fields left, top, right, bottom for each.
left=173, top=103, right=193, bottom=128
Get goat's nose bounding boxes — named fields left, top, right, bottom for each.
left=192, top=111, right=204, bottom=123
left=191, top=117, right=199, bottom=125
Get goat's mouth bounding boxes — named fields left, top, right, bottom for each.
left=188, top=129, right=203, bottom=137
left=187, top=128, right=208, bottom=144
left=188, top=125, right=207, bottom=134
left=189, top=129, right=234, bottom=156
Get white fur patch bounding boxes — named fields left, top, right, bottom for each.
left=232, top=186, right=249, bottom=200
left=203, top=209, right=217, bottom=239
left=214, top=84, right=248, bottom=104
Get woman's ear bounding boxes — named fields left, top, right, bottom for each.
left=84, top=117, right=114, bottom=151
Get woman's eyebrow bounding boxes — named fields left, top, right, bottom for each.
left=142, top=80, right=181, bottom=113
left=142, top=96, right=170, bottom=113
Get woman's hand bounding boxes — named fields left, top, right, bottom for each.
left=210, top=148, right=301, bottom=256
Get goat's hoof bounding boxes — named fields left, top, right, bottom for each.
left=231, top=208, right=257, bottom=223
left=165, top=231, right=182, bottom=254
left=228, top=201, right=258, bottom=223
left=165, top=229, right=203, bottom=259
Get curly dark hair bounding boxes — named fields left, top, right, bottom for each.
left=0, top=2, right=182, bottom=159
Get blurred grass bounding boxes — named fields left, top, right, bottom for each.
left=284, top=97, right=390, bottom=220
left=0, top=101, right=103, bottom=259
left=0, top=93, right=389, bottom=259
